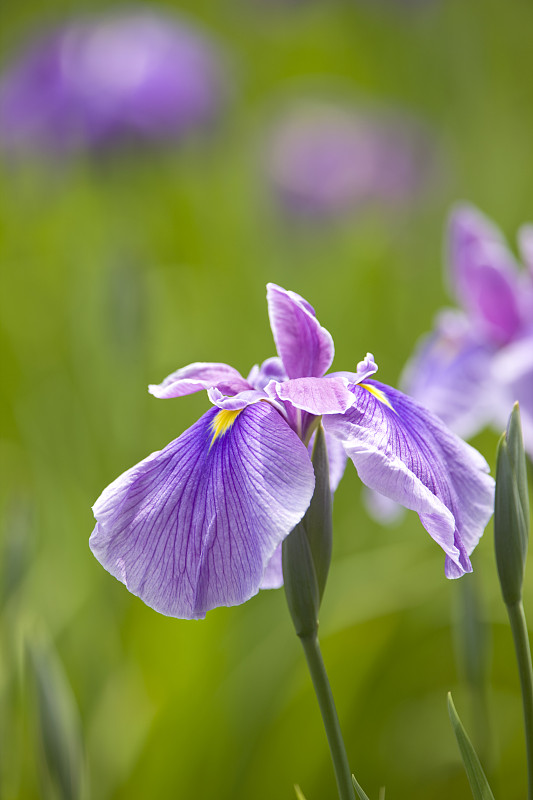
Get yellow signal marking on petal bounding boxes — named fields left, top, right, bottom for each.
left=210, top=408, right=242, bottom=446
left=360, top=383, right=395, bottom=411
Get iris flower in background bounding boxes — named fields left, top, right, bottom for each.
left=0, top=9, right=227, bottom=154
left=265, top=102, right=433, bottom=220
left=402, top=204, right=533, bottom=458
left=90, top=284, right=494, bottom=619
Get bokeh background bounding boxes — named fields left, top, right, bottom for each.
left=1, top=1, right=532, bottom=798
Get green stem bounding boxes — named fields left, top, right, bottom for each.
left=507, top=600, right=533, bottom=800
left=299, top=633, right=355, bottom=800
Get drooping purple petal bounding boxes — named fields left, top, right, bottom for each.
left=149, top=362, right=250, bottom=399
left=401, top=310, right=496, bottom=439
left=266, top=283, right=334, bottom=379
left=323, top=380, right=495, bottom=578
left=448, top=204, right=524, bottom=345
left=90, top=402, right=315, bottom=619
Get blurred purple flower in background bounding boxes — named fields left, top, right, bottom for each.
left=0, top=8, right=227, bottom=154
left=266, top=102, right=433, bottom=219
left=90, top=284, right=494, bottom=619
left=402, top=204, right=533, bottom=457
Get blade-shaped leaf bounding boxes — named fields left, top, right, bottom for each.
left=352, top=774, right=371, bottom=800
left=447, top=693, right=495, bottom=800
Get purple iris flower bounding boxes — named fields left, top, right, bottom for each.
left=90, top=284, right=494, bottom=619
left=0, top=9, right=226, bottom=153
left=266, top=102, right=432, bottom=219
left=402, top=204, right=533, bottom=457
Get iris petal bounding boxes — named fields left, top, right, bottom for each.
left=274, top=376, right=355, bottom=415
left=267, top=283, right=334, bottom=379
left=448, top=204, right=524, bottom=345
left=401, top=310, right=496, bottom=439
left=148, top=361, right=250, bottom=399
left=323, top=380, right=495, bottom=577
left=90, top=402, right=315, bottom=618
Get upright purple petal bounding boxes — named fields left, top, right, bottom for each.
left=323, top=380, right=495, bottom=578
left=267, top=283, right=334, bottom=379
left=149, top=362, right=250, bottom=399
left=90, top=402, right=315, bottom=619
left=448, top=205, right=524, bottom=345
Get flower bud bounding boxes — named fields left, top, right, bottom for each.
left=283, top=424, right=333, bottom=637
left=494, top=403, right=530, bottom=605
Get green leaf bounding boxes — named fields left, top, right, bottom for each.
left=352, top=774, right=371, bottom=800
left=294, top=785, right=308, bottom=800
left=27, top=635, right=86, bottom=800
left=447, top=693, right=495, bottom=800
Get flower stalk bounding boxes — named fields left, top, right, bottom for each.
left=494, top=403, right=533, bottom=799
left=507, top=600, right=533, bottom=800
left=299, top=633, right=356, bottom=800
left=283, top=425, right=355, bottom=800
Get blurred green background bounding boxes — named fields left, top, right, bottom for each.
left=1, top=0, right=532, bottom=798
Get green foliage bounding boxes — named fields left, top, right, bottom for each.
left=1, top=1, right=533, bottom=799
left=447, top=693, right=495, bottom=800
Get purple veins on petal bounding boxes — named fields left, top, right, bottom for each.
left=323, top=380, right=495, bottom=578
left=266, top=283, right=334, bottom=379
left=90, top=402, right=315, bottom=619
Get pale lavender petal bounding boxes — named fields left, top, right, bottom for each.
left=260, top=544, right=283, bottom=590
left=90, top=402, right=315, bottom=618
left=149, top=362, right=250, bottom=399
left=267, top=283, right=334, bottom=379
left=207, top=387, right=268, bottom=410
left=275, top=376, right=355, bottom=415
left=323, top=380, right=495, bottom=578
left=329, top=352, right=379, bottom=386
left=492, top=336, right=533, bottom=459
left=448, top=204, right=524, bottom=344
left=401, top=310, right=496, bottom=439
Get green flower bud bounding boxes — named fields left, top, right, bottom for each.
left=494, top=403, right=530, bottom=606
left=283, top=424, right=333, bottom=638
